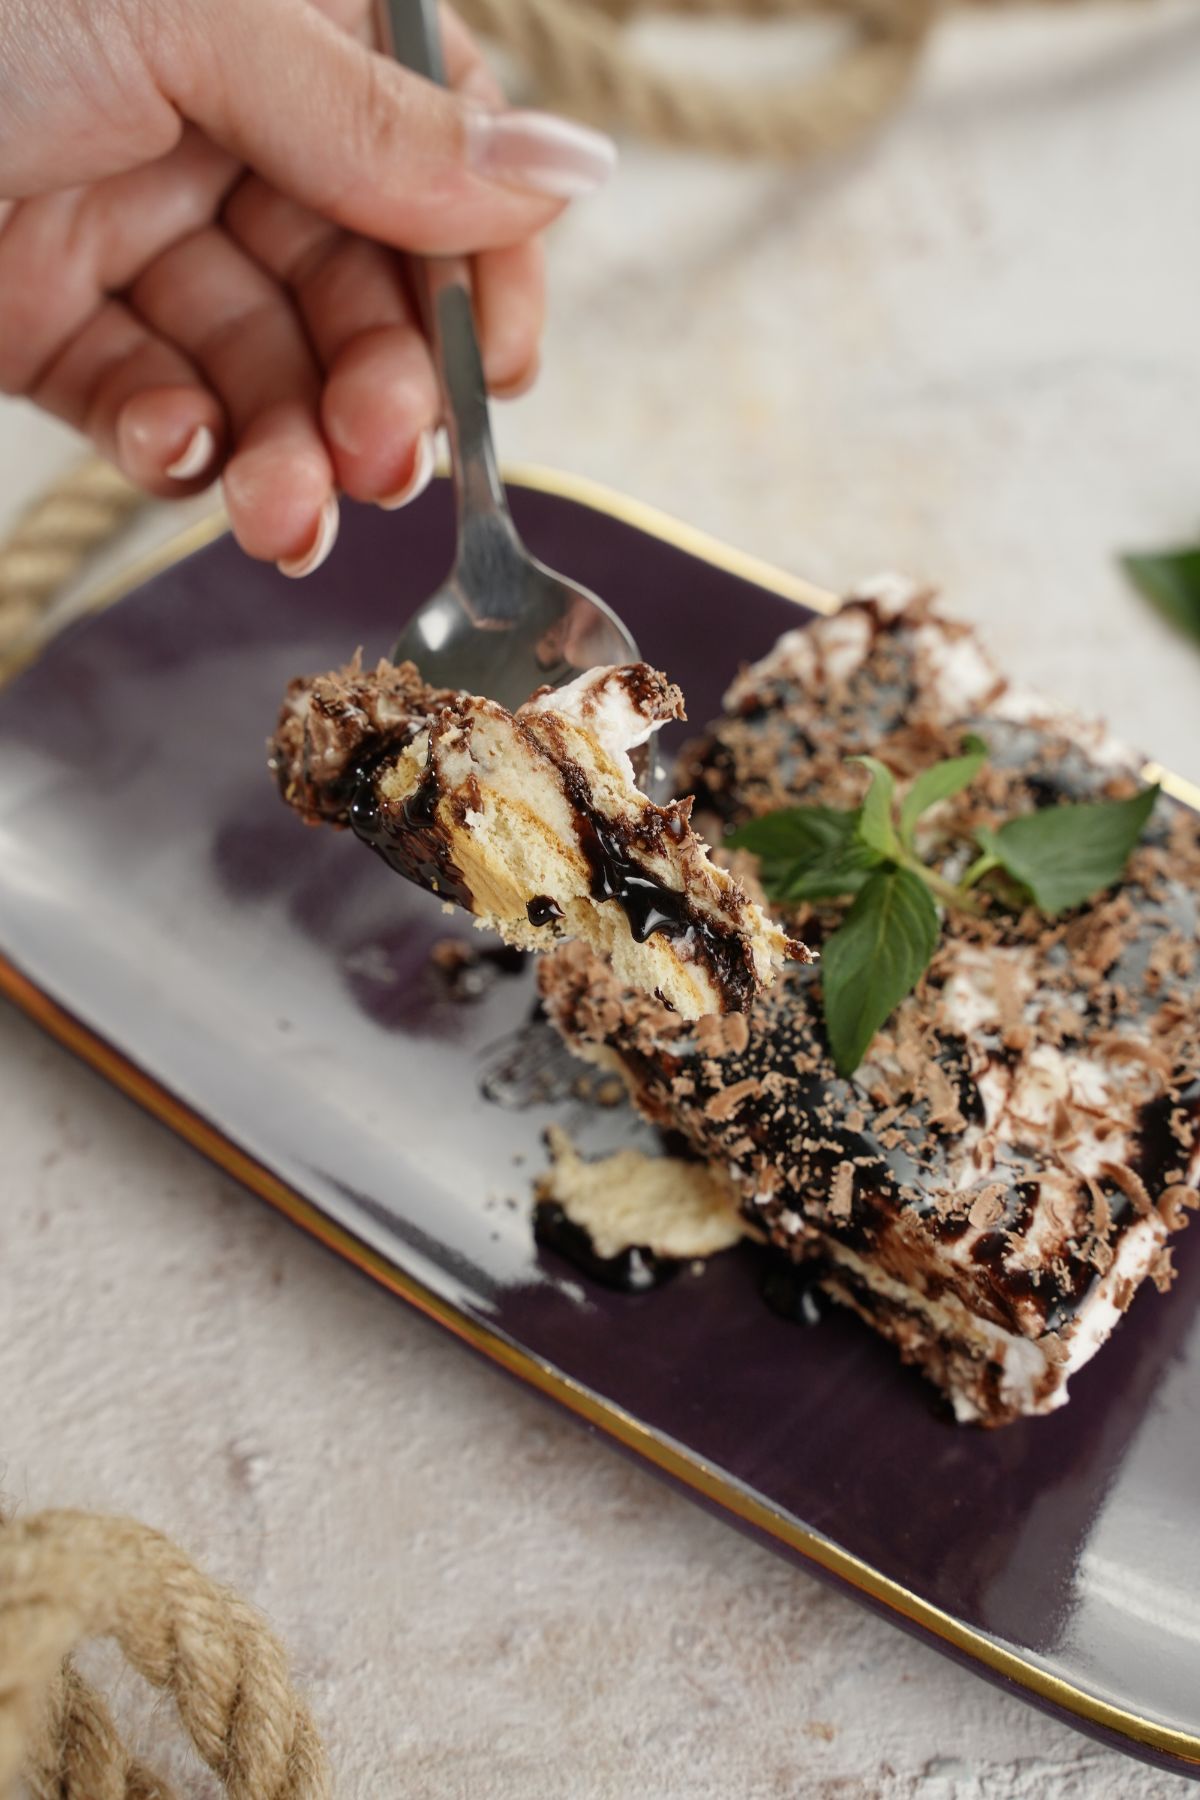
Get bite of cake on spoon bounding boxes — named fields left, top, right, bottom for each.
left=270, top=656, right=807, bottom=1020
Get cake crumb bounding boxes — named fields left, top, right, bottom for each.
left=704, top=1076, right=762, bottom=1123
left=967, top=1186, right=1006, bottom=1231
left=1100, top=1161, right=1154, bottom=1217
left=828, top=1164, right=854, bottom=1220
left=537, top=1126, right=746, bottom=1262
left=1151, top=1247, right=1177, bottom=1294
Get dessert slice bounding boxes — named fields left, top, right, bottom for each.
left=538, top=585, right=1200, bottom=1425
left=270, top=656, right=804, bottom=1019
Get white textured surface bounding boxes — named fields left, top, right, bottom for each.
left=3, top=5, right=1200, bottom=1793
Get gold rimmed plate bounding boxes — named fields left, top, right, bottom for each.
left=0, top=472, right=1197, bottom=1780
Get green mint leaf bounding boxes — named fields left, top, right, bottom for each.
left=779, top=839, right=883, bottom=902
left=1122, top=548, right=1200, bottom=648
left=848, top=756, right=898, bottom=859
left=898, top=734, right=988, bottom=846
left=726, top=806, right=881, bottom=902
left=821, top=866, right=939, bottom=1077
left=975, top=784, right=1160, bottom=917
left=726, top=806, right=856, bottom=865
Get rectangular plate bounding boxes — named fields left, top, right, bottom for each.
left=1, top=471, right=1198, bottom=1780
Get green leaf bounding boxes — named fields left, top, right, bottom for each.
left=975, top=784, right=1160, bottom=917
left=726, top=806, right=881, bottom=902
left=1122, top=548, right=1200, bottom=647
left=727, top=806, right=856, bottom=866
left=779, top=840, right=882, bottom=902
left=821, top=866, right=940, bottom=1077
left=848, top=757, right=898, bottom=859
left=898, top=735, right=988, bottom=846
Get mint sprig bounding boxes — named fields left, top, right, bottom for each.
left=969, top=785, right=1160, bottom=917
left=1122, top=547, right=1200, bottom=648
left=898, top=733, right=987, bottom=845
left=849, top=756, right=899, bottom=859
left=728, top=741, right=1159, bottom=1077
left=728, top=804, right=878, bottom=903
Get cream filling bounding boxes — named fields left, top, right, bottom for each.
left=849, top=572, right=925, bottom=618
left=722, top=610, right=874, bottom=704
left=911, top=621, right=1003, bottom=718
left=932, top=949, right=1163, bottom=1216
left=521, top=666, right=660, bottom=784
left=801, top=1213, right=1165, bottom=1423
left=990, top=682, right=1139, bottom=771
left=722, top=583, right=998, bottom=716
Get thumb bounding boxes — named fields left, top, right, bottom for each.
left=155, top=0, right=616, bottom=254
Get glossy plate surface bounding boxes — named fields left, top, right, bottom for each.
left=0, top=474, right=1197, bottom=1779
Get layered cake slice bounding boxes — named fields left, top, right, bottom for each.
left=539, top=585, right=1200, bottom=1424
left=270, top=656, right=803, bottom=1019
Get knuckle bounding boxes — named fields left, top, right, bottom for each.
left=0, top=217, right=42, bottom=394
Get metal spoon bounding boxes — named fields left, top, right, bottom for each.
left=376, top=0, right=639, bottom=713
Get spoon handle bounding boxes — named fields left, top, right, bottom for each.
left=374, top=0, right=520, bottom=570
left=377, top=0, right=443, bottom=80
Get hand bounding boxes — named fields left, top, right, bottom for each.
left=0, top=0, right=615, bottom=573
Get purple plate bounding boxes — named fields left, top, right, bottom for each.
left=1, top=472, right=1197, bottom=1780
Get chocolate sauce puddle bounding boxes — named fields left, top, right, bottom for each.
left=534, top=1201, right=678, bottom=1293
left=760, top=1255, right=827, bottom=1326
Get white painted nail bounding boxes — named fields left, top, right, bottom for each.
left=377, top=430, right=436, bottom=511
left=165, top=423, right=216, bottom=482
left=277, top=495, right=339, bottom=579
left=465, top=108, right=617, bottom=200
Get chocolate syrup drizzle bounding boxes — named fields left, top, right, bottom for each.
left=556, top=760, right=758, bottom=1012
left=348, top=748, right=473, bottom=908
left=526, top=895, right=564, bottom=927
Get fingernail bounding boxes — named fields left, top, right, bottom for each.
left=490, top=356, right=540, bottom=401
left=165, top=423, right=216, bottom=482
left=465, top=108, right=617, bottom=200
left=277, top=495, right=339, bottom=579
left=377, top=429, right=436, bottom=511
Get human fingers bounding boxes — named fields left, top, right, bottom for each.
left=0, top=131, right=237, bottom=405
left=472, top=237, right=545, bottom=397
left=130, top=227, right=335, bottom=572
left=151, top=0, right=616, bottom=255
left=223, top=178, right=437, bottom=507
left=28, top=297, right=224, bottom=494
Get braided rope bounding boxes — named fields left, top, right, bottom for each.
left=459, top=0, right=938, bottom=157
left=0, top=1510, right=330, bottom=1800
left=19, top=1662, right=172, bottom=1800
left=0, top=459, right=142, bottom=666
left=459, top=0, right=1156, bottom=157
